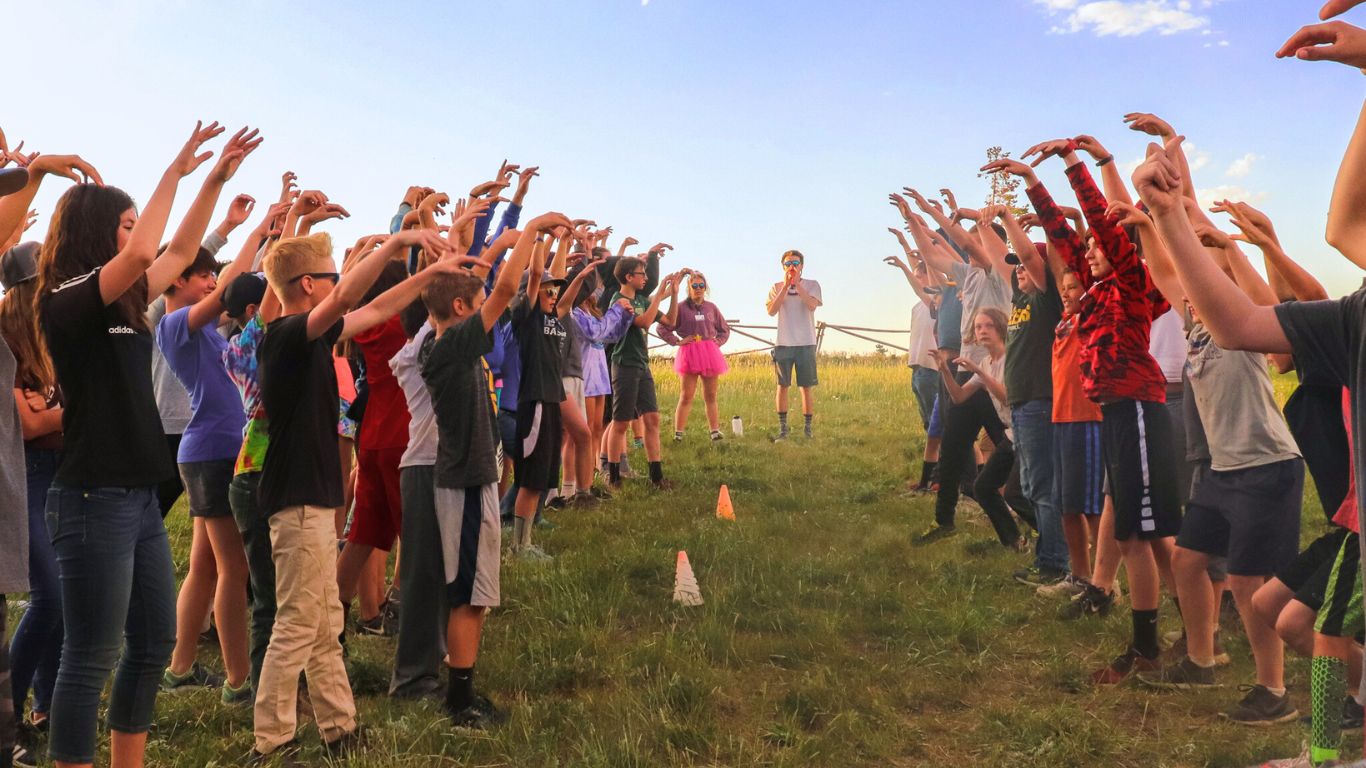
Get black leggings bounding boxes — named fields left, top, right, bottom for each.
left=975, top=440, right=1035, bottom=546
left=934, top=379, right=1008, bottom=528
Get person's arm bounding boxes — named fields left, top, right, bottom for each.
left=340, top=247, right=466, bottom=341
left=765, top=282, right=787, bottom=317
left=13, top=389, right=61, bottom=441
left=636, top=273, right=676, bottom=328
left=478, top=227, right=520, bottom=284
left=557, top=257, right=603, bottom=319
left=905, top=214, right=963, bottom=278
left=308, top=229, right=447, bottom=340
left=1185, top=205, right=1279, bottom=307
left=616, top=236, right=638, bottom=259
left=210, top=193, right=255, bottom=244
left=660, top=274, right=682, bottom=328
left=185, top=200, right=290, bottom=333
left=1073, top=134, right=1134, bottom=207
left=993, top=207, right=1049, bottom=289
left=656, top=313, right=682, bottom=345
left=973, top=206, right=1013, bottom=283
left=549, top=232, right=572, bottom=279
left=480, top=211, right=571, bottom=332
left=1216, top=200, right=1328, bottom=301
left=1108, top=200, right=1184, bottom=308
left=935, top=354, right=980, bottom=404
left=883, top=254, right=935, bottom=307
left=641, top=243, right=670, bottom=295
left=1325, top=97, right=1366, bottom=268
left=1124, top=113, right=1196, bottom=202
left=0, top=154, right=102, bottom=247
left=1133, top=137, right=1291, bottom=353
left=988, top=157, right=1089, bottom=286
left=956, top=355, right=1007, bottom=404
left=713, top=304, right=731, bottom=347
left=105, top=122, right=234, bottom=305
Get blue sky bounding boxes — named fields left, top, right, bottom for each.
left=10, top=0, right=1364, bottom=352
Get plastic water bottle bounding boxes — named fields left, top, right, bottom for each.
left=731, top=416, right=744, bottom=437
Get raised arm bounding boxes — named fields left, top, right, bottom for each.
left=1184, top=200, right=1279, bottom=308
left=557, top=256, right=603, bottom=319
left=0, top=154, right=102, bottom=246
left=339, top=233, right=460, bottom=341
left=1134, top=138, right=1290, bottom=353
left=1074, top=134, right=1134, bottom=206
left=992, top=206, right=1049, bottom=288
left=1124, top=113, right=1195, bottom=202
left=1108, top=200, right=1183, bottom=308
left=1327, top=96, right=1366, bottom=269
left=973, top=206, right=1014, bottom=283
left=637, top=272, right=677, bottom=328
left=482, top=211, right=572, bottom=331
left=185, top=200, right=289, bottom=332
left=1216, top=200, right=1328, bottom=301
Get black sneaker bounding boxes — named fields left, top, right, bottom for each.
left=1345, top=695, right=1365, bottom=730
left=446, top=693, right=507, bottom=730
left=545, top=494, right=572, bottom=510
left=589, top=485, right=613, bottom=501
left=248, top=739, right=301, bottom=767
left=915, top=524, right=957, bottom=544
left=710, top=430, right=723, bottom=442
left=1222, top=684, right=1299, bottom=726
left=355, top=613, right=391, bottom=638
left=1060, top=583, right=1114, bottom=620
left=1013, top=566, right=1066, bottom=587
left=381, top=597, right=401, bottom=637
left=570, top=491, right=600, bottom=509
left=1137, top=656, right=1218, bottom=689
left=323, top=726, right=366, bottom=760
left=13, top=744, right=37, bottom=768
left=773, top=429, right=789, bottom=442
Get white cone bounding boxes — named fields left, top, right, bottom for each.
left=673, top=550, right=703, bottom=606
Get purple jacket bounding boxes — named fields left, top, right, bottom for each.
left=657, top=299, right=730, bottom=346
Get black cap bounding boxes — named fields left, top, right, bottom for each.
left=0, top=167, right=29, bottom=198
left=0, top=242, right=39, bottom=291
left=1004, top=252, right=1021, bottom=266
left=223, top=273, right=267, bottom=319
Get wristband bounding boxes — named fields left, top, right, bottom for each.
left=1096, top=155, right=1114, bottom=167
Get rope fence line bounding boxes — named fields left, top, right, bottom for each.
left=645, top=320, right=910, bottom=358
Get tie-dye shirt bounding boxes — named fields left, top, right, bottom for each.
left=223, top=315, right=269, bottom=475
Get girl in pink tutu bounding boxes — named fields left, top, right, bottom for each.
left=657, top=270, right=730, bottom=441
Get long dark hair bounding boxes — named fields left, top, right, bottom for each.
left=0, top=280, right=55, bottom=393
left=37, top=184, right=146, bottom=330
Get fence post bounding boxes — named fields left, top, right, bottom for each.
left=816, top=321, right=826, bottom=352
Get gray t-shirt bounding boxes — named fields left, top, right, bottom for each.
left=1185, top=321, right=1300, bottom=471
left=0, top=339, right=26, bottom=592
left=952, top=260, right=1010, bottom=356
left=770, top=278, right=822, bottom=347
left=560, top=309, right=586, bottom=380
left=422, top=315, right=499, bottom=489
left=392, top=323, right=437, bottom=469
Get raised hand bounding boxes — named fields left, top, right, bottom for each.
left=1105, top=200, right=1150, bottom=228
left=1022, top=139, right=1077, bottom=168
left=939, top=188, right=959, bottom=213
left=887, top=226, right=910, bottom=242
left=648, top=242, right=674, bottom=255
left=888, top=193, right=913, bottom=219
left=622, top=236, right=639, bottom=248
left=1321, top=0, right=1366, bottom=20
left=419, top=191, right=450, bottom=216
left=256, top=201, right=292, bottom=237
left=1214, top=200, right=1280, bottom=248
left=955, top=207, right=983, bottom=222
left=903, top=188, right=940, bottom=215
left=527, top=211, right=574, bottom=233
left=496, top=159, right=520, bottom=183
left=979, top=204, right=1009, bottom=221
left=21, top=209, right=37, bottom=233
left=1131, top=136, right=1187, bottom=214
left=171, top=121, right=226, bottom=177
left=391, top=228, right=453, bottom=259
left=449, top=197, right=493, bottom=234
left=279, top=171, right=298, bottom=203
left=303, top=202, right=351, bottom=225
left=1018, top=213, right=1041, bottom=230
left=469, top=179, right=510, bottom=199
left=225, top=194, right=256, bottom=228
left=883, top=255, right=909, bottom=270
left=209, top=126, right=263, bottom=183
left=980, top=157, right=1038, bottom=182
left=1073, top=134, right=1111, bottom=161
left=571, top=218, right=597, bottom=229
left=1277, top=19, right=1366, bottom=67
left=1191, top=218, right=1233, bottom=249
left=292, top=189, right=328, bottom=218
left=28, top=154, right=104, bottom=186
left=1122, top=113, right=1176, bottom=139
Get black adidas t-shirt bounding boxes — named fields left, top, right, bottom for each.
left=41, top=268, right=174, bottom=488
left=258, top=312, right=345, bottom=515
left=511, top=297, right=566, bottom=406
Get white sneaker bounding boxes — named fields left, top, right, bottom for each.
left=1036, top=574, right=1088, bottom=598
left=513, top=544, right=553, bottom=562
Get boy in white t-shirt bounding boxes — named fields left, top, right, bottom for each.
left=765, top=250, right=822, bottom=439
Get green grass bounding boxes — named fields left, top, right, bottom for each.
left=10, top=356, right=1343, bottom=766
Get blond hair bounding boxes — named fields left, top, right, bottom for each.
left=263, top=233, right=336, bottom=298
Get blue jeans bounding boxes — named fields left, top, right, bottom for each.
left=10, top=448, right=62, bottom=719
left=46, top=484, right=176, bottom=765
left=1012, top=400, right=1068, bottom=573
left=911, top=366, right=939, bottom=431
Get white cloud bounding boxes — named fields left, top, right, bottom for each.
left=1225, top=153, right=1258, bottom=178
left=1196, top=184, right=1266, bottom=210
left=1034, top=0, right=1210, bottom=37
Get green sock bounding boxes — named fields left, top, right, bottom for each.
left=1311, top=655, right=1347, bottom=765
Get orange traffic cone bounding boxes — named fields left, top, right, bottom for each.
left=716, top=484, right=735, bottom=520
left=673, top=551, right=703, bottom=606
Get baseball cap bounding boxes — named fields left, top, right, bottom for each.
left=1004, top=242, right=1048, bottom=266
left=223, top=272, right=267, bottom=319
left=0, top=242, right=39, bottom=291
left=540, top=270, right=567, bottom=285
left=0, top=167, right=29, bottom=198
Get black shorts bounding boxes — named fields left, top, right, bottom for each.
left=611, top=363, right=658, bottom=421
left=1279, top=527, right=1350, bottom=611
left=772, top=345, right=818, bottom=388
left=178, top=458, right=235, bottom=518
left=1100, top=399, right=1181, bottom=541
left=1176, top=458, right=1305, bottom=576
left=1053, top=421, right=1104, bottom=516
left=1315, top=531, right=1362, bottom=639
left=513, top=401, right=563, bottom=492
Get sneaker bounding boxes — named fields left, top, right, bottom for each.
left=323, top=726, right=366, bottom=760
left=1164, top=632, right=1232, bottom=666
left=221, top=679, right=253, bottom=705
left=632, top=437, right=645, bottom=450
left=1221, top=684, right=1299, bottom=726
left=1060, top=584, right=1114, bottom=620
left=1036, top=574, right=1089, bottom=599
left=1092, top=646, right=1161, bottom=685
left=248, top=739, right=301, bottom=767
left=162, top=662, right=225, bottom=692
left=1302, top=695, right=1366, bottom=731
left=710, top=430, right=723, bottom=442
left=1013, top=566, right=1066, bottom=587
left=381, top=595, right=401, bottom=637
left=915, top=524, right=957, bottom=544
left=674, top=431, right=684, bottom=442
left=534, top=516, right=557, bottom=530
left=773, top=429, right=789, bottom=442
left=589, top=485, right=613, bottom=500
left=1137, top=656, right=1218, bottom=689
left=650, top=477, right=674, bottom=491
left=545, top=494, right=572, bottom=510
left=446, top=693, right=507, bottom=730
left=804, top=425, right=813, bottom=438
left=570, top=491, right=599, bottom=509
left=1255, top=753, right=1314, bottom=768
left=13, top=744, right=36, bottom=768
left=513, top=544, right=553, bottom=562
left=355, top=612, right=391, bottom=638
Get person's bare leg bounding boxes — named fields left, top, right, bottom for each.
left=775, top=384, right=789, bottom=415
left=701, top=376, right=721, bottom=432
left=1261, top=580, right=1313, bottom=657
left=608, top=420, right=628, bottom=465
left=335, top=437, right=355, bottom=538
left=1090, top=496, right=1122, bottom=592
left=800, top=386, right=814, bottom=416
left=1231, top=574, right=1284, bottom=688
left=1151, top=535, right=1177, bottom=598
left=361, top=548, right=386, bottom=618
left=587, top=396, right=606, bottom=474
left=1171, top=546, right=1216, bottom=663
left=108, top=730, right=149, bottom=768
left=924, top=436, right=941, bottom=463
left=336, top=541, right=376, bottom=615
left=675, top=374, right=698, bottom=433
left=204, top=516, right=250, bottom=688
left=559, top=397, right=592, bottom=492
left=446, top=606, right=487, bottom=667
left=1061, top=512, right=1092, bottom=581
left=1119, top=539, right=1161, bottom=611
left=169, top=517, right=217, bottom=675
left=643, top=412, right=663, bottom=462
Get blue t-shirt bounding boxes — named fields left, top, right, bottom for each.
left=157, top=306, right=247, bottom=463
left=936, top=283, right=963, bottom=351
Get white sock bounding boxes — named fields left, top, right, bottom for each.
left=560, top=480, right=576, bottom=498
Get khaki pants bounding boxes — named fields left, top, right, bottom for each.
left=253, top=505, right=356, bottom=753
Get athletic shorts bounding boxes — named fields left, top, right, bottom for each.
left=1281, top=527, right=1350, bottom=611
left=1176, top=458, right=1303, bottom=576
left=1100, top=399, right=1181, bottom=541
left=772, top=345, right=818, bottom=388
left=611, top=364, right=658, bottom=421
left=1315, top=531, right=1362, bottom=639
left=178, top=458, right=235, bottom=518
left=1053, top=421, right=1104, bottom=516
left=563, top=376, right=586, bottom=419
left=514, top=401, right=563, bottom=492
left=434, top=483, right=501, bottom=608
left=347, top=446, right=405, bottom=551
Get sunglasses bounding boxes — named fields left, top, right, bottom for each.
left=690, top=282, right=706, bottom=290
left=540, top=285, right=562, bottom=296
left=782, top=260, right=802, bottom=268
left=288, top=272, right=340, bottom=284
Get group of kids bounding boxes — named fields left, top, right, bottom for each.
left=887, top=3, right=1366, bottom=765
left=0, top=112, right=831, bottom=768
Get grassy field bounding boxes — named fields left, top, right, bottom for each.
left=9, top=355, right=1346, bottom=767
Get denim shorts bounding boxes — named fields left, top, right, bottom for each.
left=178, top=458, right=235, bottom=518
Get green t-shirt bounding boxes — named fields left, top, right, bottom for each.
left=610, top=291, right=651, bottom=369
